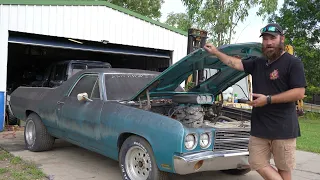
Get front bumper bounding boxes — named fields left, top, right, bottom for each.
left=174, top=150, right=250, bottom=175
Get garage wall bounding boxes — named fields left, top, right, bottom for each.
left=0, top=21, right=8, bottom=131
left=0, top=4, right=188, bottom=64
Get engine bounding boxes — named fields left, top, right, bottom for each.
left=169, top=94, right=251, bottom=128
left=170, top=105, right=204, bottom=128
left=124, top=93, right=251, bottom=129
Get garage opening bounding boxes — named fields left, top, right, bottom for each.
left=7, top=31, right=172, bottom=94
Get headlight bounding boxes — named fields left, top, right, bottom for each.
left=200, top=133, right=211, bottom=148
left=185, top=134, right=197, bottom=150
left=196, top=94, right=214, bottom=104
left=206, top=95, right=213, bottom=103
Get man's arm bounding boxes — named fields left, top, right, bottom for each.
left=271, top=88, right=305, bottom=104
left=204, top=43, right=244, bottom=71
left=250, top=88, right=305, bottom=107
left=250, top=59, right=306, bottom=107
left=214, top=50, right=244, bottom=71
left=271, top=59, right=307, bottom=104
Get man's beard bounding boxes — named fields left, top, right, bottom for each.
left=262, top=42, right=284, bottom=62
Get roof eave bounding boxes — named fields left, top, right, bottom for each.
left=0, top=0, right=188, bottom=36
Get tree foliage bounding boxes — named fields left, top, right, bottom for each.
left=269, top=0, right=320, bottom=97
left=109, top=0, right=164, bottom=20
left=165, top=12, right=192, bottom=32
left=177, top=0, right=278, bottom=46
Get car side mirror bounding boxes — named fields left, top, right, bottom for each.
left=77, top=93, right=93, bottom=102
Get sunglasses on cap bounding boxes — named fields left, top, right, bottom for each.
left=260, top=26, right=282, bottom=34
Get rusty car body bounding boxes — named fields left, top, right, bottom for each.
left=9, top=42, right=263, bottom=180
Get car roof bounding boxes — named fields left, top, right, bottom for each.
left=78, top=68, right=161, bottom=75
left=56, top=60, right=111, bottom=65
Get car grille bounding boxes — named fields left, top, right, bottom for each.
left=213, top=130, right=250, bottom=152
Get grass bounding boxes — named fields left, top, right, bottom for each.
left=297, top=112, right=320, bottom=154
left=0, top=150, right=47, bottom=180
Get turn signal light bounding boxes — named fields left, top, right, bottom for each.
left=194, top=160, right=204, bottom=171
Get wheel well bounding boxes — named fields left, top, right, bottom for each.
left=117, top=133, right=134, bottom=151
left=26, top=110, right=34, bottom=118
left=117, top=133, right=152, bottom=152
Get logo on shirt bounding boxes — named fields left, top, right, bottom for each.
left=270, top=69, right=279, bottom=80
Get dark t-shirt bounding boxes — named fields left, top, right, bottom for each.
left=242, top=52, right=307, bottom=139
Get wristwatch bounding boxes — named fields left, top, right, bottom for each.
left=266, top=95, right=272, bottom=104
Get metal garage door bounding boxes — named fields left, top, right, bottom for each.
left=8, top=31, right=172, bottom=59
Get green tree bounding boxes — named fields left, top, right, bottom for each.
left=109, top=0, right=164, bottom=20
left=269, top=0, right=320, bottom=98
left=165, top=12, right=192, bottom=32
left=179, top=0, right=278, bottom=46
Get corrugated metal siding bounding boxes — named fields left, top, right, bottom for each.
left=0, top=5, right=8, bottom=92
left=0, top=4, right=187, bottom=62
left=0, top=92, right=4, bottom=131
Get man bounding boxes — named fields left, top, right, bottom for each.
left=204, top=23, right=306, bottom=180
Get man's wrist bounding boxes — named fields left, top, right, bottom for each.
left=266, top=95, right=272, bottom=104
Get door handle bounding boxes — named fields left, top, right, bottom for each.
left=57, top=101, right=65, bottom=105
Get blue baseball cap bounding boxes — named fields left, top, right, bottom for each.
left=260, top=23, right=284, bottom=37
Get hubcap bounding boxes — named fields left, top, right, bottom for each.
left=26, top=120, right=36, bottom=146
left=125, top=146, right=152, bottom=180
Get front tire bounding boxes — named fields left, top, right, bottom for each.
left=24, top=113, right=55, bottom=152
left=119, top=135, right=168, bottom=180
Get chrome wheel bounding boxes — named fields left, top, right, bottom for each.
left=125, top=146, right=152, bottom=180
left=26, top=120, right=36, bottom=146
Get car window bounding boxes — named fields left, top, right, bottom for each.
left=53, top=64, right=67, bottom=81
left=69, top=74, right=98, bottom=97
left=71, top=64, right=87, bottom=76
left=87, top=64, right=111, bottom=69
left=90, top=78, right=100, bottom=99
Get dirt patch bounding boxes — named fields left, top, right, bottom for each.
left=0, top=150, right=47, bottom=180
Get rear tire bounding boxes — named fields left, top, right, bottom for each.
left=8, top=113, right=18, bottom=125
left=119, top=135, right=169, bottom=180
left=24, top=113, right=55, bottom=152
left=221, top=168, right=251, bottom=175
left=6, top=109, right=18, bottom=125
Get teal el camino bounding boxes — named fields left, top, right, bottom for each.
left=9, top=42, right=263, bottom=180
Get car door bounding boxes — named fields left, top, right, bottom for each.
left=56, top=73, right=104, bottom=147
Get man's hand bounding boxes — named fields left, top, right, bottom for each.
left=204, top=43, right=219, bottom=55
left=248, top=93, right=267, bottom=107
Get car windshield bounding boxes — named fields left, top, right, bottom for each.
left=87, top=64, right=111, bottom=69
left=104, top=73, right=158, bottom=100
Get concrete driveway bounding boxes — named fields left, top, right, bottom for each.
left=1, top=131, right=320, bottom=180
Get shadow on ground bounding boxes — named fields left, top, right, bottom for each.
left=0, top=131, right=262, bottom=180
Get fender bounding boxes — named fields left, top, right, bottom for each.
left=100, top=101, right=186, bottom=173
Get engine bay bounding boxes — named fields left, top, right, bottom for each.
left=122, top=93, right=251, bottom=129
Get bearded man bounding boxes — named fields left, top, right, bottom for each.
left=204, top=23, right=306, bottom=180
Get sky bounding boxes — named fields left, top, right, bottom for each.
left=160, top=0, right=284, bottom=44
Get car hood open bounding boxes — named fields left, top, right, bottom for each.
left=131, top=42, right=263, bottom=101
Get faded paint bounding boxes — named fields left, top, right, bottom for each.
left=9, top=68, right=187, bottom=172
left=8, top=45, right=261, bottom=172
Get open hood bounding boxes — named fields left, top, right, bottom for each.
left=131, top=42, right=263, bottom=101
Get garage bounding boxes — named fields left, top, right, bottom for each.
left=7, top=30, right=172, bottom=90
left=0, top=1, right=189, bottom=131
